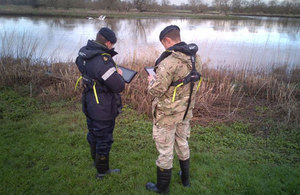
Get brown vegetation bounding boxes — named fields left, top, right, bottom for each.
left=0, top=55, right=299, bottom=125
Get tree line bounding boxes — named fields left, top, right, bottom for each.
left=0, top=0, right=299, bottom=15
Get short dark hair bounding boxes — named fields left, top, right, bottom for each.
left=163, top=29, right=181, bottom=42
left=96, top=33, right=108, bottom=45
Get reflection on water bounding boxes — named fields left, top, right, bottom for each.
left=0, top=16, right=299, bottom=70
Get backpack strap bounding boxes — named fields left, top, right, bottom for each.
left=170, top=54, right=202, bottom=121
left=75, top=52, right=117, bottom=105
left=183, top=55, right=199, bottom=120
left=153, top=43, right=202, bottom=121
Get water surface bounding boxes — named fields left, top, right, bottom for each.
left=0, top=16, right=299, bottom=70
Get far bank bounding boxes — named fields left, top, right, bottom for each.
left=0, top=5, right=254, bottom=20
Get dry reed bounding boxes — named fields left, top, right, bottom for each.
left=1, top=54, right=298, bottom=124
left=0, top=29, right=299, bottom=124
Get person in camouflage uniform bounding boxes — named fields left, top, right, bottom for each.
left=146, top=25, right=202, bottom=194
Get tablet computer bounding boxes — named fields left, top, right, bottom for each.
left=144, top=67, right=156, bottom=76
left=118, top=66, right=137, bottom=83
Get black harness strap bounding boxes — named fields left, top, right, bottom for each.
left=154, top=50, right=172, bottom=72
left=183, top=79, right=194, bottom=121
left=154, top=43, right=201, bottom=121
left=181, top=55, right=200, bottom=120
left=154, top=42, right=188, bottom=72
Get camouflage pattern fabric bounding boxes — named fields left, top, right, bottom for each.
left=153, top=121, right=190, bottom=169
left=148, top=50, right=202, bottom=169
left=148, top=51, right=202, bottom=127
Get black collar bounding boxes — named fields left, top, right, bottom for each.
left=155, top=42, right=187, bottom=66
left=87, top=40, right=118, bottom=57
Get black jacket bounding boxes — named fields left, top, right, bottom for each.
left=76, top=40, right=125, bottom=120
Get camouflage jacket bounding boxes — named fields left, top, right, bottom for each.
left=148, top=50, right=202, bottom=126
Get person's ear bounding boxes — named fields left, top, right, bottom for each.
left=105, top=41, right=113, bottom=49
left=105, top=41, right=110, bottom=48
left=165, top=37, right=172, bottom=44
left=161, top=37, right=170, bottom=46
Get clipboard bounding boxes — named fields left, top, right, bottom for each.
left=118, top=66, right=137, bottom=83
left=144, top=67, right=156, bottom=76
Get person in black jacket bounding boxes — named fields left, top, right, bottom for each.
left=75, top=27, right=125, bottom=179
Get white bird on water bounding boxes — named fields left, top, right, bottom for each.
left=87, top=17, right=94, bottom=20
left=98, top=15, right=106, bottom=20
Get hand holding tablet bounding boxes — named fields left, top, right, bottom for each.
left=118, top=66, right=137, bottom=83
left=116, top=66, right=157, bottom=84
left=144, top=67, right=156, bottom=76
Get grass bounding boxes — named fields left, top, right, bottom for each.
left=0, top=88, right=299, bottom=194
left=0, top=5, right=245, bottom=20
left=0, top=31, right=299, bottom=193
left=0, top=16, right=299, bottom=194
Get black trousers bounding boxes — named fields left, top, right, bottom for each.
left=86, top=117, right=115, bottom=156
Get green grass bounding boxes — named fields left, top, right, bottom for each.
left=0, top=88, right=299, bottom=194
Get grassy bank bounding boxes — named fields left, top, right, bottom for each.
left=0, top=88, right=299, bottom=194
left=230, top=13, right=300, bottom=18
left=0, top=5, right=244, bottom=20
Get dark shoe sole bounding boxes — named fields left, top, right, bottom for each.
left=146, top=182, right=169, bottom=194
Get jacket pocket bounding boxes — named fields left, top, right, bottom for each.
left=86, top=92, right=113, bottom=120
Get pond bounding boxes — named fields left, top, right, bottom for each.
left=0, top=16, right=299, bottom=71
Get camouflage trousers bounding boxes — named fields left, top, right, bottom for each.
left=153, top=120, right=191, bottom=169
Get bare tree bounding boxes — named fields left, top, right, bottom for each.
left=231, top=0, right=242, bottom=13
left=213, top=0, right=230, bottom=14
left=133, top=0, right=147, bottom=11
left=160, top=0, right=170, bottom=10
left=92, top=0, right=123, bottom=10
left=161, top=0, right=170, bottom=6
left=269, top=0, right=278, bottom=7
left=133, top=0, right=157, bottom=12
left=102, top=0, right=120, bottom=10
left=188, top=0, right=208, bottom=13
left=248, top=0, right=265, bottom=13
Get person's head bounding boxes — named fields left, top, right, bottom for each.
left=96, top=27, right=117, bottom=49
left=159, top=25, right=181, bottom=49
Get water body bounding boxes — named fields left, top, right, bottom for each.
left=0, top=16, right=299, bottom=71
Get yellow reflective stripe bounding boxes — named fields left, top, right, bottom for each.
left=75, top=76, right=83, bottom=91
left=101, top=53, right=111, bottom=56
left=197, top=77, right=203, bottom=91
left=93, top=82, right=99, bottom=104
left=172, top=83, right=184, bottom=103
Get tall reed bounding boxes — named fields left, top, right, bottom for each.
left=0, top=32, right=298, bottom=123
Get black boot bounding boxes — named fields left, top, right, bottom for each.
left=146, top=167, right=172, bottom=194
left=95, top=154, right=120, bottom=179
left=90, top=144, right=96, bottom=166
left=179, top=158, right=190, bottom=187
